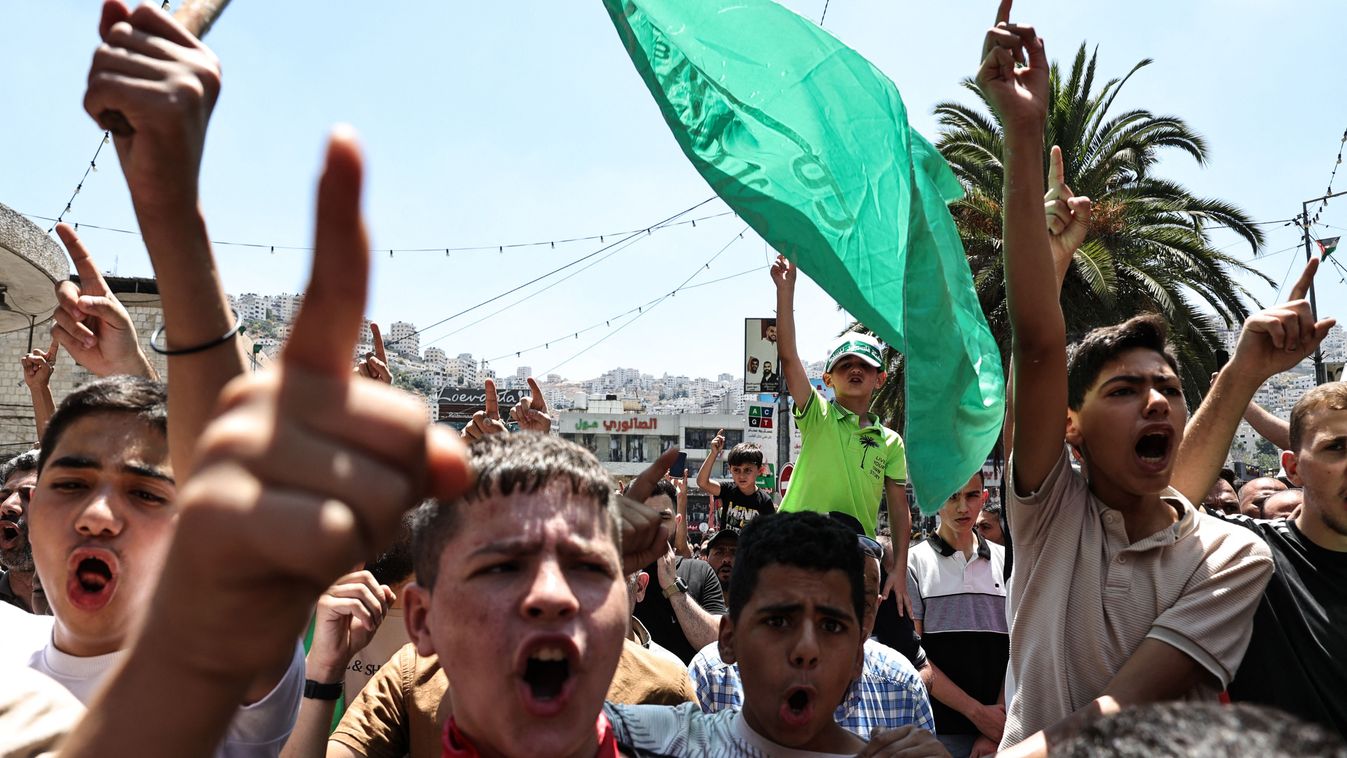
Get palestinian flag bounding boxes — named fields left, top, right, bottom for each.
left=1316, top=236, right=1340, bottom=258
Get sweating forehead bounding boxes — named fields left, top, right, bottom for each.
left=45, top=413, right=170, bottom=470
left=1092, top=347, right=1178, bottom=386
left=451, top=483, right=618, bottom=553
left=746, top=565, right=857, bottom=620
left=1300, top=405, right=1347, bottom=442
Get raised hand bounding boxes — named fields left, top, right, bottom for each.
left=1229, top=257, right=1337, bottom=381
left=21, top=337, right=59, bottom=389
left=620, top=446, right=682, bottom=573
left=509, top=376, right=552, bottom=433
left=462, top=378, right=509, bottom=440
left=306, top=571, right=395, bottom=683
left=1045, top=145, right=1093, bottom=280
left=354, top=322, right=391, bottom=383
left=83, top=0, right=221, bottom=211
left=975, top=0, right=1048, bottom=129
left=769, top=254, right=797, bottom=290
left=148, top=130, right=472, bottom=683
left=50, top=223, right=156, bottom=379
left=709, top=428, right=726, bottom=457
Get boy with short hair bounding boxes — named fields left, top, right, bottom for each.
left=606, top=511, right=943, bottom=756
left=770, top=257, right=912, bottom=605
left=907, top=470, right=1008, bottom=757
left=979, top=2, right=1305, bottom=753
left=697, top=434, right=773, bottom=532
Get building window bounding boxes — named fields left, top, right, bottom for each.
left=581, top=434, right=598, bottom=455
left=659, top=435, right=679, bottom=451
left=627, top=436, right=645, bottom=463
left=685, top=428, right=743, bottom=450
left=609, top=437, right=624, bottom=463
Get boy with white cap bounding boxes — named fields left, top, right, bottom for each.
left=770, top=255, right=913, bottom=608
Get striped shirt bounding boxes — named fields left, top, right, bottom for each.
left=687, top=638, right=935, bottom=737
left=1000, top=448, right=1273, bottom=748
left=907, top=532, right=1008, bottom=736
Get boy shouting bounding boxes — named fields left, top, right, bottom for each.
left=771, top=257, right=912, bottom=607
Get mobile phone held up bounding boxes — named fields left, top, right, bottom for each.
left=669, top=451, right=688, bottom=478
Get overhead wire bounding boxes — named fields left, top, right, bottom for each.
left=47, top=133, right=111, bottom=233
left=21, top=208, right=735, bottom=257
left=381, top=196, right=720, bottom=350
left=420, top=221, right=681, bottom=349
left=535, top=227, right=750, bottom=375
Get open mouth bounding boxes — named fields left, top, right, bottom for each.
left=779, top=686, right=815, bottom=727
left=517, top=641, right=578, bottom=716
left=66, top=550, right=118, bottom=611
left=1134, top=430, right=1172, bottom=468
left=523, top=647, right=570, bottom=701
left=0, top=522, right=19, bottom=550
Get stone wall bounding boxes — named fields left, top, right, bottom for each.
left=0, top=290, right=169, bottom=457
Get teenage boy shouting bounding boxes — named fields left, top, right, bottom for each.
left=697, top=434, right=773, bottom=532
left=771, top=256, right=912, bottom=607
left=977, top=1, right=1314, bottom=754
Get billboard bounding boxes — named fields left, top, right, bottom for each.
left=744, top=317, right=780, bottom=394
left=437, top=386, right=526, bottom=429
left=745, top=401, right=778, bottom=489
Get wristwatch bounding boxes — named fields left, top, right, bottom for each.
left=662, top=577, right=688, bottom=598
left=303, top=679, right=343, bottom=701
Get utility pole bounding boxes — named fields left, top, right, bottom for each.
left=1300, top=188, right=1347, bottom=385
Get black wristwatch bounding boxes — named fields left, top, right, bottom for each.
left=662, top=577, right=689, bottom=598
left=303, top=679, right=343, bottom=701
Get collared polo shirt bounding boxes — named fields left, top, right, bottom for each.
left=687, top=638, right=934, bottom=738
left=1000, top=448, right=1273, bottom=749
left=780, top=389, right=906, bottom=536
left=907, top=532, right=1008, bottom=736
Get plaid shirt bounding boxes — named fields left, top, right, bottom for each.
left=688, top=638, right=936, bottom=737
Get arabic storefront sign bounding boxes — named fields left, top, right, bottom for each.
left=571, top=416, right=660, bottom=434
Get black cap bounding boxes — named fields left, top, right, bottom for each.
left=706, top=528, right=739, bottom=549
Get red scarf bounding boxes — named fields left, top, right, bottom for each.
left=442, top=712, right=620, bottom=758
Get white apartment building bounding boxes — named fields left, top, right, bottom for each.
left=387, top=321, right=420, bottom=359
left=424, top=347, right=448, bottom=369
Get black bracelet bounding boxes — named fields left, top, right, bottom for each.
left=302, top=679, right=343, bottom=700
left=149, top=309, right=243, bottom=356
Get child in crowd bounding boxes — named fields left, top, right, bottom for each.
left=770, top=256, right=913, bottom=608
left=697, top=434, right=774, bottom=531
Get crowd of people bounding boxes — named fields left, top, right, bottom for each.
left=0, top=1, right=1344, bottom=756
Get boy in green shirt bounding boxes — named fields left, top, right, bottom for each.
left=771, top=256, right=912, bottom=611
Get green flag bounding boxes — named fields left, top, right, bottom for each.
left=603, top=0, right=1004, bottom=513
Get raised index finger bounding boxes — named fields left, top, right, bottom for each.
left=484, top=378, right=500, bottom=419
left=526, top=377, right=545, bottom=410
left=1288, top=257, right=1320, bottom=303
left=995, top=0, right=1013, bottom=25
left=284, top=128, right=370, bottom=376
left=55, top=223, right=111, bottom=298
left=1049, top=145, right=1064, bottom=191
left=370, top=322, right=387, bottom=365
left=47, top=336, right=59, bottom=361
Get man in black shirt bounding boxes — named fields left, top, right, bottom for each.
left=697, top=434, right=775, bottom=531
left=1215, top=382, right=1347, bottom=736
left=633, top=479, right=725, bottom=663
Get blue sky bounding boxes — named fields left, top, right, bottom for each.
left=4, top=1, right=1344, bottom=381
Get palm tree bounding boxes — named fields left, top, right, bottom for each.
left=858, top=434, right=881, bottom=470
left=863, top=43, right=1272, bottom=431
